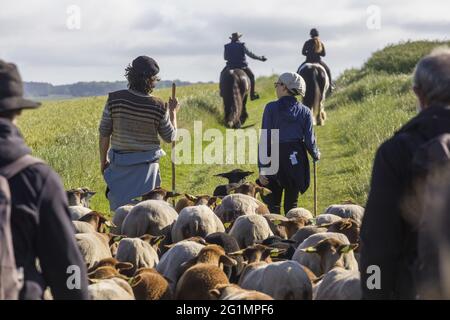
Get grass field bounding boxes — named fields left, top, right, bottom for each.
left=18, top=40, right=449, bottom=215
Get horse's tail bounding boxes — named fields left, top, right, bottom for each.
left=223, top=70, right=243, bottom=128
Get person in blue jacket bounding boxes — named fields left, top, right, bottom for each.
left=258, top=72, right=320, bottom=214
left=223, top=32, right=267, bottom=100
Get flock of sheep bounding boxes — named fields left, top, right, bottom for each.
left=66, top=170, right=364, bottom=300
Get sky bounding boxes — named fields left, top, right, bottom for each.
left=1, top=0, right=449, bottom=85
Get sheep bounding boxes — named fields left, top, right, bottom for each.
left=73, top=221, right=96, bottom=234
left=213, top=169, right=253, bottom=196
left=239, top=260, right=313, bottom=300
left=77, top=211, right=113, bottom=233
left=215, top=193, right=269, bottom=227
left=171, top=205, right=225, bottom=243
left=228, top=215, right=274, bottom=249
left=156, top=238, right=206, bottom=290
left=66, top=187, right=96, bottom=207
left=286, top=207, right=314, bottom=221
left=121, top=200, right=178, bottom=239
left=210, top=284, right=273, bottom=300
left=174, top=194, right=220, bottom=213
left=292, top=232, right=359, bottom=277
left=291, top=226, right=327, bottom=248
left=75, top=232, right=125, bottom=268
left=87, top=257, right=134, bottom=274
left=264, top=214, right=310, bottom=239
left=175, top=245, right=237, bottom=300
left=255, top=237, right=297, bottom=260
left=205, top=232, right=244, bottom=283
left=300, top=238, right=360, bottom=300
left=131, top=268, right=172, bottom=300
left=315, top=213, right=342, bottom=225
left=325, top=218, right=360, bottom=247
left=88, top=278, right=134, bottom=300
left=111, top=205, right=134, bottom=234
left=228, top=182, right=271, bottom=199
left=141, top=187, right=180, bottom=202
left=69, top=206, right=92, bottom=221
left=115, top=235, right=164, bottom=276
left=325, top=204, right=365, bottom=225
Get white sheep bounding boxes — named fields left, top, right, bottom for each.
left=75, top=232, right=113, bottom=268
left=88, top=278, right=134, bottom=300
left=325, top=204, right=365, bottom=225
left=210, top=284, right=273, bottom=300
left=215, top=193, right=269, bottom=224
left=292, top=232, right=359, bottom=277
left=315, top=213, right=342, bottom=226
left=111, top=205, right=134, bottom=234
left=121, top=200, right=178, bottom=238
left=115, top=235, right=162, bottom=275
left=156, top=239, right=205, bottom=291
left=315, top=268, right=361, bottom=300
left=239, top=260, right=312, bottom=300
left=229, top=215, right=274, bottom=249
left=69, top=206, right=92, bottom=220
left=73, top=221, right=96, bottom=234
left=286, top=208, right=314, bottom=221
left=171, top=205, right=225, bottom=243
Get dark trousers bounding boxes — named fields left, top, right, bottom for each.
left=242, top=67, right=256, bottom=96
left=264, top=177, right=300, bottom=215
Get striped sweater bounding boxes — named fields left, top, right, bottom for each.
left=99, top=89, right=176, bottom=152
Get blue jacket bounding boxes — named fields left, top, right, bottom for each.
left=259, top=96, right=319, bottom=167
left=224, top=41, right=264, bottom=68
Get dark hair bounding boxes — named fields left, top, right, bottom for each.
left=0, top=110, right=21, bottom=120
left=125, top=65, right=159, bottom=94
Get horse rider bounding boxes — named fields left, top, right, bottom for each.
left=300, top=28, right=334, bottom=92
left=223, top=32, right=267, bottom=100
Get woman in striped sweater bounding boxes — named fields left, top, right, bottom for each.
left=98, top=56, right=179, bottom=210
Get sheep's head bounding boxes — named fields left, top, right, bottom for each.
left=214, top=169, right=253, bottom=184
left=229, top=244, right=285, bottom=264
left=141, top=187, right=181, bottom=202
left=67, top=188, right=96, bottom=207
left=301, top=238, right=358, bottom=274
left=87, top=258, right=134, bottom=283
left=78, top=211, right=114, bottom=233
left=326, top=218, right=360, bottom=247
left=228, top=182, right=271, bottom=199
left=278, top=217, right=311, bottom=239
left=139, top=234, right=165, bottom=252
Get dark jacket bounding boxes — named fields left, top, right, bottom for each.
left=224, top=41, right=264, bottom=68
left=0, top=118, right=89, bottom=300
left=360, top=105, right=450, bottom=299
left=259, top=96, right=319, bottom=193
left=302, top=38, right=326, bottom=63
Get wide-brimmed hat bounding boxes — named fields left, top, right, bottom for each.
left=229, top=32, right=243, bottom=40
left=131, top=56, right=160, bottom=77
left=278, top=72, right=306, bottom=97
left=0, top=60, right=41, bottom=112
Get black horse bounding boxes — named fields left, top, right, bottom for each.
left=297, top=63, right=329, bottom=125
left=219, top=68, right=250, bottom=129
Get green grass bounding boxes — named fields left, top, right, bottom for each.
left=17, top=40, right=449, bottom=215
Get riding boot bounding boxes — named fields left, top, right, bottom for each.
left=243, top=67, right=259, bottom=100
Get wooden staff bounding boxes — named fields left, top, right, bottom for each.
left=314, top=161, right=317, bottom=217
left=171, top=83, right=176, bottom=206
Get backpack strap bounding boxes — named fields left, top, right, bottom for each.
left=0, top=155, right=44, bottom=179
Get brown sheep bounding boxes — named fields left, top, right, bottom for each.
left=325, top=218, right=360, bottom=250
left=131, top=268, right=172, bottom=300
left=141, top=187, right=180, bottom=202
left=66, top=187, right=96, bottom=207
left=228, top=182, right=271, bottom=199
left=175, top=245, right=237, bottom=300
left=209, top=283, right=273, bottom=300
left=175, top=194, right=221, bottom=213
left=78, top=211, right=114, bottom=233
left=264, top=215, right=310, bottom=239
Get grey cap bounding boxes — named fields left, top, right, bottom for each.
left=278, top=72, right=306, bottom=97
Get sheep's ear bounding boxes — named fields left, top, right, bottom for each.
left=273, top=220, right=283, bottom=226
left=105, top=220, right=116, bottom=228
left=220, top=255, right=237, bottom=267
left=185, top=194, right=198, bottom=202
left=338, top=243, right=358, bottom=254
left=301, top=246, right=317, bottom=253
left=269, top=248, right=286, bottom=257
left=339, top=220, right=352, bottom=231
left=209, top=289, right=222, bottom=299
left=166, top=192, right=181, bottom=199
left=150, top=235, right=165, bottom=246
left=116, top=262, right=134, bottom=271
left=228, top=249, right=245, bottom=256
left=111, top=234, right=126, bottom=242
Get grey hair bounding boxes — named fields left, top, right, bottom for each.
left=413, top=47, right=450, bottom=106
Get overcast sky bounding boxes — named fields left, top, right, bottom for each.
left=1, top=0, right=449, bottom=84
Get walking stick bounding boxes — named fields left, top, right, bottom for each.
left=171, top=83, right=177, bottom=206
left=313, top=161, right=317, bottom=217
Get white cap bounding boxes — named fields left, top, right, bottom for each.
left=278, top=72, right=306, bottom=97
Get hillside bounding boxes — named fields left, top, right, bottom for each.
left=18, top=40, right=449, bottom=214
